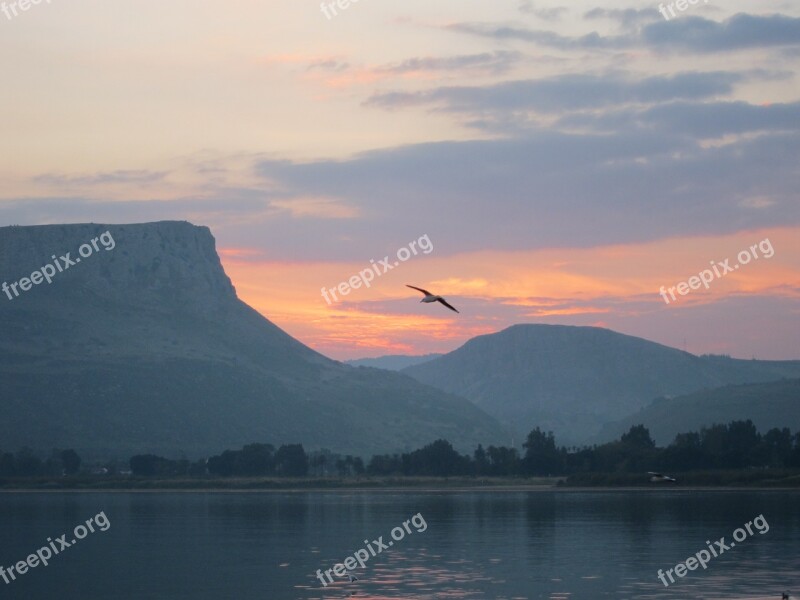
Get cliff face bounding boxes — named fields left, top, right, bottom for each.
left=0, top=221, right=235, bottom=313
left=0, top=221, right=508, bottom=459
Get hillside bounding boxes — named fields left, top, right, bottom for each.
left=402, top=324, right=800, bottom=445
left=596, top=379, right=800, bottom=445
left=0, top=222, right=509, bottom=459
left=345, top=353, right=442, bottom=371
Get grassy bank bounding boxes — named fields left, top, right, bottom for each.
left=562, top=469, right=800, bottom=487
left=0, top=476, right=561, bottom=491
left=2, top=470, right=800, bottom=490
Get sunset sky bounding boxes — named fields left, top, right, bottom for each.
left=2, top=0, right=799, bottom=360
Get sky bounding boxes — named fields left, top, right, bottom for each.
left=1, top=0, right=799, bottom=360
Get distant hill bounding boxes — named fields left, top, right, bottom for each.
left=596, top=379, right=800, bottom=445
left=402, top=324, right=800, bottom=445
left=0, top=222, right=509, bottom=459
left=346, top=353, right=442, bottom=371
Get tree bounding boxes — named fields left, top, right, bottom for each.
left=367, top=454, right=402, bottom=475
left=207, top=450, right=237, bottom=477
left=662, top=432, right=703, bottom=471
left=130, top=454, right=161, bottom=476
left=0, top=452, right=15, bottom=477
left=237, top=443, right=275, bottom=476
left=129, top=454, right=187, bottom=476
left=15, top=448, right=42, bottom=476
left=760, top=428, right=792, bottom=467
left=474, top=444, right=489, bottom=476
left=523, top=428, right=562, bottom=475
left=791, top=433, right=800, bottom=468
left=309, top=453, right=329, bottom=477
left=275, top=444, right=308, bottom=477
left=486, top=445, right=520, bottom=476
left=404, top=439, right=470, bottom=476
left=724, top=420, right=760, bottom=468
left=700, top=424, right=728, bottom=468
left=61, top=449, right=82, bottom=475
left=620, top=425, right=655, bottom=449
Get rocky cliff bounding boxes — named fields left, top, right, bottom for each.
left=0, top=221, right=508, bottom=459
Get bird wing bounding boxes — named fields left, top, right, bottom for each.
left=647, top=472, right=662, bottom=476
left=437, top=298, right=459, bottom=313
left=406, top=284, right=433, bottom=296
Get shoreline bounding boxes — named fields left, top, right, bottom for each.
left=2, top=483, right=800, bottom=493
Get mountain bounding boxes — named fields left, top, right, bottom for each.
left=401, top=324, right=800, bottom=445
left=0, top=222, right=509, bottom=459
left=596, top=379, right=800, bottom=445
left=346, top=353, right=442, bottom=371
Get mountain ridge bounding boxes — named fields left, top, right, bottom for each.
left=596, top=378, right=800, bottom=445
left=346, top=353, right=443, bottom=371
left=402, top=324, right=800, bottom=445
left=0, top=221, right=510, bottom=459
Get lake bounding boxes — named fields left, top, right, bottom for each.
left=0, top=490, right=797, bottom=599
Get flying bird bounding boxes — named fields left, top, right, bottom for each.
left=406, top=285, right=459, bottom=313
left=347, top=573, right=359, bottom=583
left=648, top=472, right=676, bottom=483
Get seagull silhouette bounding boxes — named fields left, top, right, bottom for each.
left=406, top=285, right=459, bottom=313
left=648, top=471, right=676, bottom=483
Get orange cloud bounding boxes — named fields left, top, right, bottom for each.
left=219, top=226, right=800, bottom=359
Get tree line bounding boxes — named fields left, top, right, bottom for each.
left=128, top=443, right=316, bottom=477
left=3, top=420, right=800, bottom=479
left=0, top=448, right=81, bottom=477
left=365, top=422, right=800, bottom=477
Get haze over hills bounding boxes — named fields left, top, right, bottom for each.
left=597, top=378, right=800, bottom=446
left=402, top=324, right=800, bottom=445
left=0, top=221, right=509, bottom=459
left=345, top=354, right=442, bottom=371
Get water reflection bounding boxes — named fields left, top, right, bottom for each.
left=0, top=491, right=797, bottom=600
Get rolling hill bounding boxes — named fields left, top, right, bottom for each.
left=596, top=378, right=800, bottom=445
left=402, top=324, right=800, bottom=445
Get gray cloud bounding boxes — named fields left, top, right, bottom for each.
left=559, top=101, right=800, bottom=138
left=375, top=51, right=523, bottom=75
left=518, top=2, right=569, bottom=21
left=0, top=195, right=273, bottom=227
left=245, top=127, right=799, bottom=260
left=446, top=22, right=631, bottom=50
left=307, top=59, right=350, bottom=72
left=643, top=13, right=800, bottom=52
left=584, top=7, right=660, bottom=27
left=3, top=124, right=797, bottom=263
left=34, top=170, right=168, bottom=186
left=365, top=71, right=743, bottom=113
left=447, top=12, right=800, bottom=54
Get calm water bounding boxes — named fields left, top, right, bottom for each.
left=0, top=490, right=798, bottom=599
